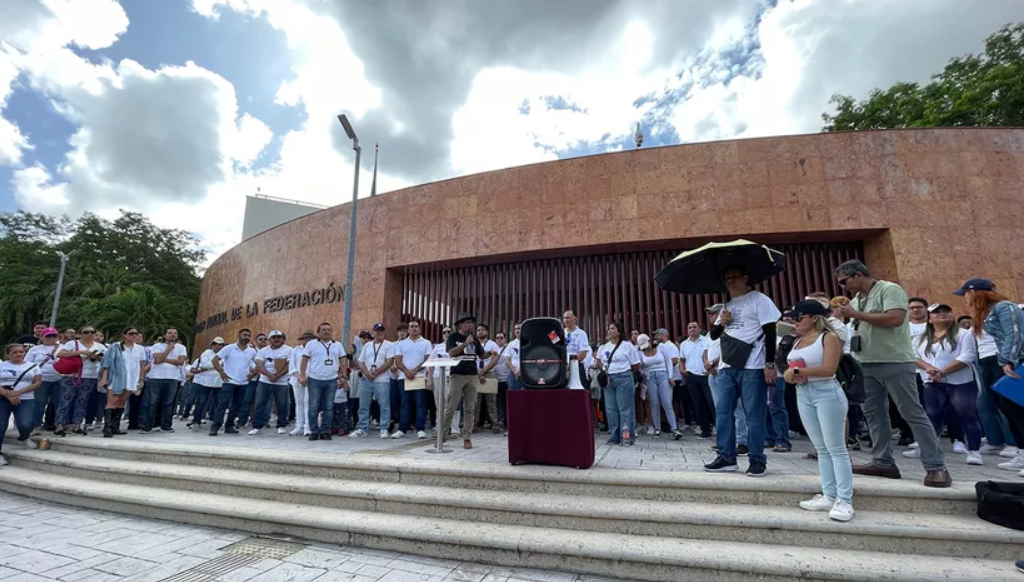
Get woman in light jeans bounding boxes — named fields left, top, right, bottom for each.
left=594, top=322, right=641, bottom=446
left=783, top=300, right=854, bottom=522
left=638, top=334, right=682, bottom=440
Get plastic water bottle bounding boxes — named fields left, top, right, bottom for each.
left=621, top=423, right=630, bottom=443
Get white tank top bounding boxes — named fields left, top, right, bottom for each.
left=641, top=351, right=664, bottom=374
left=787, top=333, right=834, bottom=384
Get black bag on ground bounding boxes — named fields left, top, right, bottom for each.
left=835, top=354, right=866, bottom=404
left=975, top=480, right=1023, bottom=530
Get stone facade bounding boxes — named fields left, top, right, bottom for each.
left=195, top=127, right=1023, bottom=349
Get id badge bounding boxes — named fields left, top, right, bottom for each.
left=371, top=365, right=377, bottom=372
left=324, top=358, right=334, bottom=366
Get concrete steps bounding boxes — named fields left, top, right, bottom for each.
left=0, top=437, right=1021, bottom=582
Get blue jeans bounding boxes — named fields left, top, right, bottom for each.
left=508, top=375, right=522, bottom=390
left=645, top=369, right=676, bottom=432
left=191, top=384, right=218, bottom=424
left=236, top=380, right=258, bottom=425
left=714, top=368, right=768, bottom=464
left=389, top=378, right=402, bottom=425
left=604, top=372, right=635, bottom=443
left=766, top=378, right=791, bottom=448
left=977, top=360, right=1015, bottom=447
left=254, top=382, right=290, bottom=429
left=398, top=379, right=428, bottom=432
left=709, top=374, right=748, bottom=446
left=211, top=382, right=246, bottom=431
left=306, top=378, right=335, bottom=435
left=358, top=378, right=392, bottom=432
left=797, top=380, right=853, bottom=502
left=0, top=398, right=34, bottom=452
left=34, top=380, right=62, bottom=428
left=142, top=378, right=179, bottom=431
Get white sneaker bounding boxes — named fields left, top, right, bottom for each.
left=1000, top=445, right=1018, bottom=458
left=303, top=430, right=312, bottom=436
left=348, top=429, right=367, bottom=438
left=390, top=430, right=405, bottom=439
left=18, top=439, right=38, bottom=450
left=965, top=451, right=983, bottom=466
left=829, top=499, right=855, bottom=522
left=978, top=443, right=1001, bottom=455
left=417, top=430, right=428, bottom=440
left=289, top=427, right=303, bottom=436
left=908, top=441, right=919, bottom=449
left=380, top=430, right=390, bottom=439
left=247, top=428, right=260, bottom=436
left=998, top=451, right=1024, bottom=471
left=276, top=427, right=287, bottom=434
left=0, top=455, right=7, bottom=466
left=799, top=494, right=836, bottom=512
left=902, top=448, right=921, bottom=459
left=952, top=440, right=966, bottom=455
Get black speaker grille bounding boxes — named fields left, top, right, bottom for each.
left=522, top=345, right=562, bottom=386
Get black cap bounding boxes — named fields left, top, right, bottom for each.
left=791, top=299, right=830, bottom=318
left=953, top=278, right=995, bottom=296
left=454, top=312, right=476, bottom=325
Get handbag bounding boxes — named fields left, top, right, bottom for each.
left=53, top=341, right=83, bottom=376
left=2, top=364, right=38, bottom=394
left=597, top=341, right=623, bottom=388
left=720, top=332, right=760, bottom=369
left=975, top=481, right=1023, bottom=531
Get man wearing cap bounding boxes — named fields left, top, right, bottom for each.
left=352, top=323, right=395, bottom=439
left=300, top=322, right=348, bottom=440
left=189, top=337, right=225, bottom=431
left=249, top=330, right=293, bottom=435
left=834, top=259, right=950, bottom=487
left=679, top=322, right=714, bottom=439
left=288, top=331, right=314, bottom=436
left=142, top=328, right=188, bottom=434
left=443, top=313, right=485, bottom=449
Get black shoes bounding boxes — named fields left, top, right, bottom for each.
left=320, top=434, right=332, bottom=440
left=225, top=427, right=239, bottom=434
left=308, top=434, right=320, bottom=441
left=746, top=462, right=767, bottom=477
left=704, top=456, right=739, bottom=472
left=737, top=444, right=750, bottom=456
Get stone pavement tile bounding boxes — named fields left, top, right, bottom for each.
left=174, top=537, right=233, bottom=559
left=354, top=564, right=393, bottom=579
left=39, top=552, right=122, bottom=579
left=132, top=533, right=226, bottom=560
left=250, top=558, right=284, bottom=572
left=285, top=548, right=351, bottom=570
left=126, top=554, right=209, bottom=582
left=312, top=572, right=377, bottom=582
left=0, top=549, right=77, bottom=572
left=442, top=568, right=487, bottom=582
left=390, top=556, right=459, bottom=570
left=0, top=566, right=21, bottom=579
left=377, top=571, right=445, bottom=582
left=347, top=554, right=395, bottom=567
left=93, top=556, right=160, bottom=577
left=477, top=575, right=509, bottom=582
left=0, top=573, right=52, bottom=582
left=386, top=558, right=454, bottom=578
left=246, top=563, right=327, bottom=582
left=91, top=532, right=182, bottom=555
left=62, top=569, right=123, bottom=582
left=217, top=566, right=270, bottom=582
left=36, top=542, right=110, bottom=561
left=494, top=568, right=577, bottom=582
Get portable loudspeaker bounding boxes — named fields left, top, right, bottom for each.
left=520, top=317, right=566, bottom=389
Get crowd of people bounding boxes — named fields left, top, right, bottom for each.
left=2, top=260, right=1022, bottom=527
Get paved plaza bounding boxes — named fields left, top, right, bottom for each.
left=0, top=491, right=624, bottom=582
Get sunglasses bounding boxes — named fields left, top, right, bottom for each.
left=81, top=330, right=96, bottom=334
left=43, top=334, right=59, bottom=338
left=126, top=331, right=140, bottom=336
left=442, top=330, right=452, bottom=334
left=837, top=276, right=851, bottom=288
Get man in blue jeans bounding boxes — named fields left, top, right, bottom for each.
left=141, top=328, right=189, bottom=433
left=392, top=320, right=432, bottom=439
left=704, top=266, right=781, bottom=477
left=210, top=328, right=256, bottom=436
left=235, top=333, right=266, bottom=427
left=300, top=322, right=348, bottom=440
left=353, top=323, right=395, bottom=439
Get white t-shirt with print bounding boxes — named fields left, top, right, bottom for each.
left=359, top=340, right=395, bottom=384
left=715, top=291, right=781, bottom=370
left=505, top=338, right=521, bottom=370
left=26, top=343, right=61, bottom=382
left=596, top=341, right=641, bottom=375
left=60, top=341, right=107, bottom=380
left=478, top=339, right=500, bottom=373
left=257, top=345, right=293, bottom=385
left=565, top=327, right=589, bottom=362
left=147, top=343, right=188, bottom=380
left=0, top=361, right=41, bottom=399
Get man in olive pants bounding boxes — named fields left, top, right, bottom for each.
left=442, top=313, right=484, bottom=449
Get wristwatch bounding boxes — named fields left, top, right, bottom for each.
left=764, top=363, right=776, bottom=370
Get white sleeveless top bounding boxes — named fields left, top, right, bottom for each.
left=641, top=351, right=664, bottom=374
left=787, top=333, right=835, bottom=384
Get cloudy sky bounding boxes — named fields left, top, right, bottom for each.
left=0, top=0, right=1019, bottom=261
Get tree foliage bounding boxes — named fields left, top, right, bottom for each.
left=0, top=210, right=204, bottom=347
left=822, top=22, right=1023, bottom=131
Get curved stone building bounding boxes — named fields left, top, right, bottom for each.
left=195, top=127, right=1023, bottom=348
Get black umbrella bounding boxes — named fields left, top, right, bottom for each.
left=655, top=239, right=786, bottom=295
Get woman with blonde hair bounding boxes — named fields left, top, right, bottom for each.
left=784, top=300, right=854, bottom=522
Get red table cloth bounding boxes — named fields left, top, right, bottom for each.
left=506, top=388, right=595, bottom=469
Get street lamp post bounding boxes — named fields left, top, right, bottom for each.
left=50, top=250, right=77, bottom=327
left=337, top=114, right=361, bottom=353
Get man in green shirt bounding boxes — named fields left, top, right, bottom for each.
left=834, top=260, right=950, bottom=488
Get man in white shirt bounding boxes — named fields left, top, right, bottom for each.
left=141, top=328, right=188, bottom=434
left=300, top=322, right=348, bottom=441
left=250, top=330, right=293, bottom=435
left=288, top=330, right=314, bottom=436
left=503, top=323, right=523, bottom=390
left=211, top=328, right=257, bottom=436
left=427, top=326, right=453, bottom=430
left=236, top=332, right=267, bottom=428
left=563, top=309, right=590, bottom=379
left=352, top=323, right=394, bottom=439
left=704, top=266, right=781, bottom=477
left=393, top=320, right=433, bottom=439
left=679, top=322, right=714, bottom=439
left=473, top=323, right=501, bottom=433
left=492, top=331, right=512, bottom=430
left=189, top=337, right=225, bottom=431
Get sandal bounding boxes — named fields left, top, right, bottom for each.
left=773, top=445, right=792, bottom=453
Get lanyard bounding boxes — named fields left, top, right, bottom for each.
left=371, top=341, right=383, bottom=365
left=319, top=340, right=333, bottom=357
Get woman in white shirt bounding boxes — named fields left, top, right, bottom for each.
left=593, top=322, right=641, bottom=446
left=98, top=327, right=148, bottom=438
left=638, top=334, right=682, bottom=440
left=913, top=304, right=983, bottom=465
left=54, top=326, right=107, bottom=437
left=1, top=343, right=43, bottom=460
left=25, top=327, right=62, bottom=431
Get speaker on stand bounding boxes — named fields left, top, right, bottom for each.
left=519, top=317, right=566, bottom=389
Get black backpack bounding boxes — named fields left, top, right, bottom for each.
left=836, top=354, right=865, bottom=404
left=976, top=481, right=1023, bottom=531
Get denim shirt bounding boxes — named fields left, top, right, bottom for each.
left=99, top=343, right=128, bottom=395
left=983, top=301, right=1024, bottom=367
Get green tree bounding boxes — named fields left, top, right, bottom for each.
left=822, top=22, right=1023, bottom=131
left=0, top=210, right=204, bottom=347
